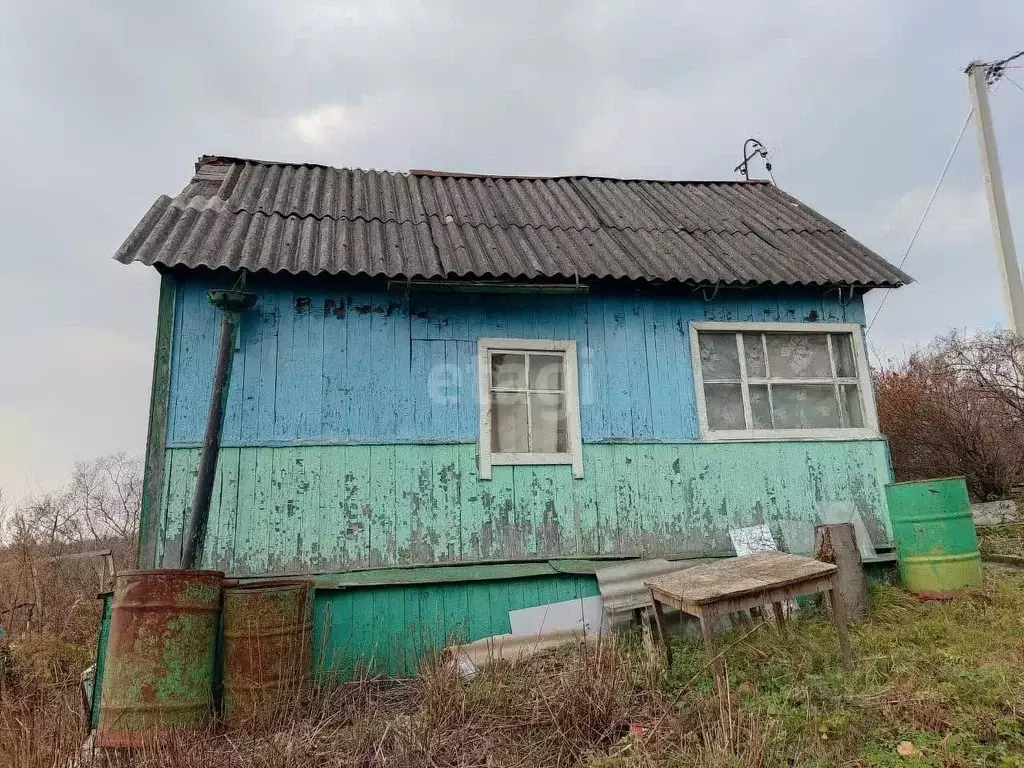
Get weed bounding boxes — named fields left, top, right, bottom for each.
left=3, top=571, right=1024, bottom=766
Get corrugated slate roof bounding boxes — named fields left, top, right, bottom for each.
left=114, top=155, right=911, bottom=288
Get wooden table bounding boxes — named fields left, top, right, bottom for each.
left=644, top=552, right=853, bottom=695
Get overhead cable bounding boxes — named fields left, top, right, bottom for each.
left=867, top=108, right=975, bottom=334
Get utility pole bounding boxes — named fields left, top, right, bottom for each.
left=966, top=60, right=1024, bottom=334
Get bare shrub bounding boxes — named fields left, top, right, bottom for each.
left=0, top=453, right=140, bottom=646
left=875, top=331, right=1024, bottom=500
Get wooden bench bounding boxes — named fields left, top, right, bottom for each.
left=645, top=551, right=853, bottom=695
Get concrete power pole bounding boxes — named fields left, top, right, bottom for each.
left=966, top=61, right=1024, bottom=334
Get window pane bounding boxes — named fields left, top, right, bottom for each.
left=699, top=333, right=740, bottom=380
left=840, top=385, right=864, bottom=428
left=749, top=384, right=773, bottom=429
left=528, top=353, right=564, bottom=391
left=832, top=334, right=857, bottom=378
left=771, top=384, right=840, bottom=429
left=704, top=383, right=745, bottom=430
left=491, top=353, right=526, bottom=389
left=765, top=333, right=831, bottom=378
left=530, top=392, right=568, bottom=452
left=743, top=333, right=766, bottom=377
left=491, top=392, right=528, bottom=452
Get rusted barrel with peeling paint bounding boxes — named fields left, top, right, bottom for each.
left=221, top=578, right=314, bottom=721
left=96, top=569, right=223, bottom=747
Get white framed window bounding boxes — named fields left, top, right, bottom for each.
left=690, top=322, right=879, bottom=441
left=477, top=338, right=584, bottom=480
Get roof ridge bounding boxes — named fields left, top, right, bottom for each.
left=196, top=154, right=771, bottom=186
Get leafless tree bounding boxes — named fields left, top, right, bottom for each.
left=0, top=454, right=142, bottom=640
left=67, top=452, right=142, bottom=544
left=14, top=453, right=141, bottom=553
left=940, top=330, right=1024, bottom=422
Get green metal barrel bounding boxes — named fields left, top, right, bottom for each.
left=885, top=477, right=982, bottom=595
left=96, top=569, right=224, bottom=747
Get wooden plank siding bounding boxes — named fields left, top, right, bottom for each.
left=156, top=440, right=893, bottom=575
left=313, top=574, right=601, bottom=678
left=165, top=277, right=867, bottom=447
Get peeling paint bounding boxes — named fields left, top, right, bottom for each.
left=324, top=298, right=346, bottom=319
left=158, top=440, right=893, bottom=575
left=167, top=282, right=865, bottom=449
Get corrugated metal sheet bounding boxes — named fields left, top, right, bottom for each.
left=115, top=155, right=911, bottom=288
left=596, top=559, right=706, bottom=613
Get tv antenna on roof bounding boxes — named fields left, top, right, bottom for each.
left=734, top=138, right=775, bottom=183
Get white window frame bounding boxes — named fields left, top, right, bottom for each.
left=478, top=338, right=584, bottom=480
left=690, top=321, right=879, bottom=442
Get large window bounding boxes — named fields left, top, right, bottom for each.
left=477, top=338, right=583, bottom=480
left=691, top=322, right=878, bottom=440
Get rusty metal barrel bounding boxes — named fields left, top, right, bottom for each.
left=96, top=569, right=224, bottom=747
left=221, top=578, right=314, bottom=720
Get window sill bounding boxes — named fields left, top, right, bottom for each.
left=490, top=452, right=574, bottom=466
left=481, top=452, right=583, bottom=479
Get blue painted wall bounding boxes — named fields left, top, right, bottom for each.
left=166, top=276, right=866, bottom=447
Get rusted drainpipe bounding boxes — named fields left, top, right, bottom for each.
left=181, top=287, right=257, bottom=570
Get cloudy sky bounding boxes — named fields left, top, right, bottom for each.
left=1, top=1, right=1023, bottom=498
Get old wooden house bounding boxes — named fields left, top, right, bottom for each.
left=113, top=155, right=909, bottom=674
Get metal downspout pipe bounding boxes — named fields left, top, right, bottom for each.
left=181, top=287, right=257, bottom=570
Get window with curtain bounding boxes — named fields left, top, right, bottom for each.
left=692, top=323, right=877, bottom=439
left=477, top=339, right=583, bottom=480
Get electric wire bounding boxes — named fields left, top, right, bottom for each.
left=992, top=50, right=1024, bottom=69
left=1004, top=75, right=1024, bottom=95
left=866, top=108, right=975, bottom=334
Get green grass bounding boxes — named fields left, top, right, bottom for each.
left=661, top=571, right=1024, bottom=766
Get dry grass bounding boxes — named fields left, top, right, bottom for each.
left=4, top=571, right=1024, bottom=767
left=2, top=635, right=780, bottom=768
left=978, top=524, right=1024, bottom=559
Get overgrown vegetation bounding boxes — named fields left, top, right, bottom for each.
left=0, top=453, right=140, bottom=768
left=4, top=572, right=1024, bottom=767
left=875, top=330, right=1024, bottom=501
left=0, top=453, right=139, bottom=645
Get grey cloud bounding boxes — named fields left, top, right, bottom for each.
left=1, top=0, right=1023, bottom=494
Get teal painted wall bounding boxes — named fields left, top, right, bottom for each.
left=156, top=440, right=893, bottom=574
left=313, top=574, right=600, bottom=677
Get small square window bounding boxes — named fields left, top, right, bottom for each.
left=478, top=339, right=583, bottom=479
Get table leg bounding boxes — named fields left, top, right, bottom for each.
left=638, top=605, right=657, bottom=667
left=650, top=598, right=673, bottom=668
left=827, top=584, right=854, bottom=669
left=699, top=613, right=727, bottom=698
left=771, top=601, right=788, bottom=636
